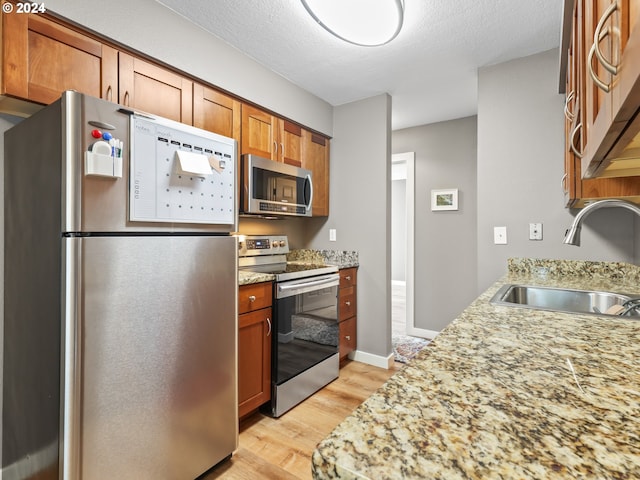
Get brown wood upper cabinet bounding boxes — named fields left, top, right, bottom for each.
left=241, top=103, right=330, bottom=215
left=1, top=7, right=332, bottom=215
left=1, top=9, right=117, bottom=105
left=302, top=130, right=330, bottom=216
left=563, top=0, right=640, bottom=206
left=566, top=0, right=640, bottom=178
left=240, top=103, right=303, bottom=166
left=118, top=53, right=193, bottom=125
left=193, top=84, right=241, bottom=142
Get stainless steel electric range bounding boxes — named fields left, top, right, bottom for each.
left=238, top=235, right=340, bottom=417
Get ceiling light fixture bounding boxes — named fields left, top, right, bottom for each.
left=301, top=0, right=404, bottom=47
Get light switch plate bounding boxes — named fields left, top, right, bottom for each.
left=494, top=226, right=507, bottom=244
left=329, top=228, right=337, bottom=242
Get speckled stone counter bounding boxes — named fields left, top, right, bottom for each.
left=238, top=270, right=274, bottom=286
left=288, top=249, right=359, bottom=268
left=312, top=258, right=640, bottom=479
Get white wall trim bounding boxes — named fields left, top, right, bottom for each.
left=406, top=326, right=439, bottom=340
left=350, top=350, right=396, bottom=369
left=392, top=152, right=416, bottom=338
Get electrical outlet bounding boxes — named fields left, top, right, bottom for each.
left=529, top=223, right=543, bottom=241
left=494, top=226, right=507, bottom=244
left=329, top=228, right=337, bottom=242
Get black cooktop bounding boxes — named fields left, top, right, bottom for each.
left=245, top=262, right=338, bottom=282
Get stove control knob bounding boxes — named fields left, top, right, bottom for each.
left=272, top=241, right=279, bottom=248
left=279, top=240, right=286, bottom=247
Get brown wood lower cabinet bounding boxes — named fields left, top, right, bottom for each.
left=338, top=267, right=357, bottom=362
left=238, top=282, right=272, bottom=418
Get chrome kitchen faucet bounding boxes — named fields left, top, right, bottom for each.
left=563, top=199, right=640, bottom=246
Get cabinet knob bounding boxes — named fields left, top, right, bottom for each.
left=345, top=335, right=351, bottom=341
left=345, top=275, right=351, bottom=280
left=345, top=301, right=351, bottom=306
left=248, top=295, right=256, bottom=302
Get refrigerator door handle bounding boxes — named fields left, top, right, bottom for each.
left=61, top=238, right=82, bottom=480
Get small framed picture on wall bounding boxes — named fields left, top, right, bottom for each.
left=431, top=188, right=458, bottom=211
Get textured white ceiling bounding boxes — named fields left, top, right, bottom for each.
left=155, top=0, right=563, bottom=130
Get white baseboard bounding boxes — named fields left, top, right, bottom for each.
left=349, top=349, right=395, bottom=369
left=406, top=326, right=439, bottom=340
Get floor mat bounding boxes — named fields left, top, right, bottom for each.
left=392, top=334, right=430, bottom=363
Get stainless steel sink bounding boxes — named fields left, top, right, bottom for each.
left=490, top=284, right=640, bottom=317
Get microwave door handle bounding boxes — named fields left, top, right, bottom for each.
left=305, top=174, right=313, bottom=210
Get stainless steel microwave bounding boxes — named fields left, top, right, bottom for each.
left=241, top=154, right=313, bottom=217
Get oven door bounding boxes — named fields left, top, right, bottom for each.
left=273, top=273, right=340, bottom=403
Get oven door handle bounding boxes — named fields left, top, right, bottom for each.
left=276, top=274, right=340, bottom=298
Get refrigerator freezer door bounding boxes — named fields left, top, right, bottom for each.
left=62, top=235, right=238, bottom=479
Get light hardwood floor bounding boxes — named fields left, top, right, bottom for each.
left=203, top=360, right=402, bottom=479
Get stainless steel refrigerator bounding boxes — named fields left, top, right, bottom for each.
left=3, top=91, right=238, bottom=479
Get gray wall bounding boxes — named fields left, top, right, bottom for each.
left=305, top=94, right=393, bottom=363
left=391, top=179, right=406, bottom=281
left=393, top=116, right=478, bottom=332
left=477, top=48, right=638, bottom=292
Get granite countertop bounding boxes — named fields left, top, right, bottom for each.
left=238, top=270, right=275, bottom=286
left=287, top=249, right=359, bottom=269
left=238, top=249, right=359, bottom=286
left=312, top=258, right=640, bottom=479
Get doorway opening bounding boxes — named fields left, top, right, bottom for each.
left=391, top=152, right=432, bottom=340
left=391, top=152, right=413, bottom=337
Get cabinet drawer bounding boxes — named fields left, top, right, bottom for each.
left=339, top=267, right=357, bottom=289
left=238, top=282, right=272, bottom=314
left=339, top=286, right=356, bottom=321
left=339, top=316, right=357, bottom=360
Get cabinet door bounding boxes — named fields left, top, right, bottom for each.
left=118, top=52, right=193, bottom=124
left=564, top=0, right=581, bottom=205
left=193, top=84, right=240, bottom=142
left=241, top=104, right=277, bottom=159
left=302, top=130, right=330, bottom=216
left=2, top=12, right=117, bottom=104
left=581, top=0, right=640, bottom=175
left=611, top=0, right=640, bottom=122
left=238, top=308, right=272, bottom=418
left=583, top=0, right=614, bottom=163
left=279, top=119, right=303, bottom=166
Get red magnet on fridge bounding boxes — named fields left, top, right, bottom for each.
left=91, top=129, right=102, bottom=139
